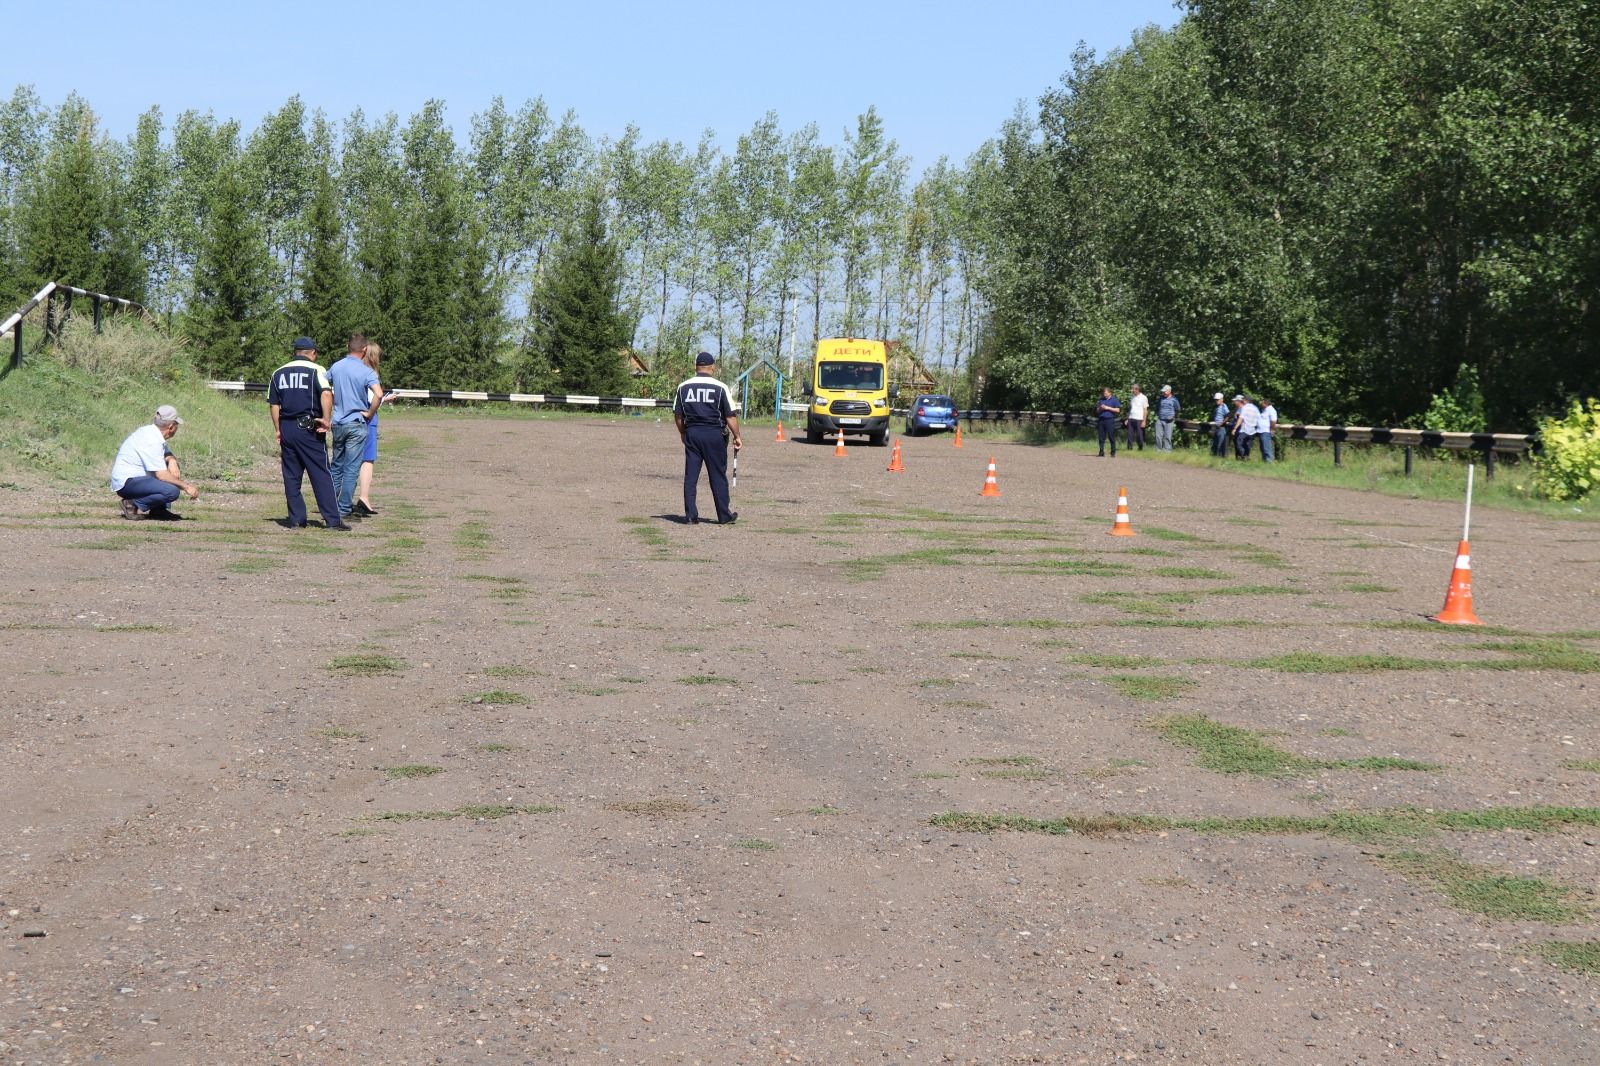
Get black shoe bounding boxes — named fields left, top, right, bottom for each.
left=354, top=500, right=378, bottom=516
left=719, top=512, right=738, bottom=525
left=327, top=522, right=354, bottom=531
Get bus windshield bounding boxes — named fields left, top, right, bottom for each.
left=818, top=362, right=884, bottom=391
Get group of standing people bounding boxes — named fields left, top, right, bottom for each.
left=1093, top=384, right=1278, bottom=462
left=1209, top=393, right=1279, bottom=461
left=1095, top=384, right=1183, bottom=457
left=267, top=333, right=388, bottom=529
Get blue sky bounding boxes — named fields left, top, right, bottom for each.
left=17, top=0, right=1180, bottom=165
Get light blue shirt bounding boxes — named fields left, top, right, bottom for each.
left=328, top=355, right=379, bottom=425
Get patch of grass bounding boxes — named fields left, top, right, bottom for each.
left=453, top=521, right=494, bottom=553
left=1140, top=875, right=1193, bottom=888
left=1142, top=526, right=1209, bottom=543
left=1365, top=620, right=1527, bottom=636
left=945, top=699, right=992, bottom=710
left=616, top=675, right=647, bottom=684
left=373, top=803, right=558, bottom=823
left=913, top=771, right=956, bottom=780
left=467, top=689, right=529, bottom=705
left=663, top=643, right=703, bottom=652
left=1007, top=558, right=1134, bottom=577
left=482, top=665, right=538, bottom=679
left=1208, top=584, right=1302, bottom=597
left=478, top=743, right=517, bottom=753
left=374, top=592, right=420, bottom=604
left=676, top=674, right=738, bottom=686
left=1472, top=640, right=1600, bottom=673
left=804, top=806, right=845, bottom=816
left=608, top=798, right=699, bottom=816
left=1110, top=618, right=1261, bottom=629
left=720, top=594, right=754, bottom=604
left=1319, top=727, right=1360, bottom=737
left=1108, top=675, right=1197, bottom=701
left=94, top=622, right=173, bottom=633
left=1150, top=566, right=1231, bottom=580
left=1533, top=941, right=1600, bottom=973
left=382, top=764, right=444, bottom=780
left=566, top=684, right=623, bottom=696
left=733, top=838, right=778, bottom=850
left=918, top=677, right=957, bottom=688
left=1375, top=851, right=1590, bottom=923
left=1343, top=583, right=1398, bottom=593
left=224, top=554, right=281, bottom=574
left=1563, top=759, right=1600, bottom=773
left=1245, top=652, right=1446, bottom=673
left=66, top=536, right=146, bottom=550
left=962, top=755, right=1043, bottom=767
left=325, top=654, right=405, bottom=676
left=914, top=618, right=1074, bottom=631
left=1115, top=547, right=1180, bottom=557
left=1083, top=758, right=1149, bottom=780
left=843, top=546, right=999, bottom=581
left=948, top=651, right=1015, bottom=661
left=1070, top=653, right=1165, bottom=669
left=1152, top=714, right=1440, bottom=776
left=314, top=727, right=368, bottom=740
left=931, top=805, right=1600, bottom=844
left=352, top=553, right=410, bottom=576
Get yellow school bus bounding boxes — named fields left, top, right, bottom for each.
left=802, top=338, right=895, bottom=446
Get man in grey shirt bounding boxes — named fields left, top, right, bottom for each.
left=1154, top=385, right=1180, bottom=451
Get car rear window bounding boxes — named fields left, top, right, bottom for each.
left=921, top=396, right=953, bottom=407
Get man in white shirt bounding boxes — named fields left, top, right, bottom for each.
left=1233, top=395, right=1261, bottom=458
left=111, top=404, right=200, bottom=520
left=1125, top=385, right=1148, bottom=451
left=1257, top=398, right=1278, bottom=462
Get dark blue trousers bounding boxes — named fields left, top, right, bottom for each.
left=280, top=420, right=341, bottom=527
left=117, top=475, right=180, bottom=512
left=683, top=425, right=733, bottom=523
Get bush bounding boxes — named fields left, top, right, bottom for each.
left=1419, top=363, right=1486, bottom=432
left=1533, top=399, right=1600, bottom=500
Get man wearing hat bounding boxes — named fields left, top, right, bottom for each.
left=672, top=351, right=742, bottom=525
left=1209, top=393, right=1229, bottom=456
left=1233, top=394, right=1261, bottom=458
left=111, top=404, right=200, bottom=520
left=268, top=337, right=349, bottom=530
left=1154, top=385, right=1181, bottom=451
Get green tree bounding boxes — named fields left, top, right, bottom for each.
left=526, top=198, right=630, bottom=394
left=297, top=165, right=355, bottom=352
left=185, top=161, right=275, bottom=377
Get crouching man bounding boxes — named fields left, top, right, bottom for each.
left=111, top=404, right=199, bottom=520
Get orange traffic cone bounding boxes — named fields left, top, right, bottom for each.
left=1431, top=539, right=1482, bottom=625
left=1108, top=486, right=1136, bottom=536
left=834, top=427, right=847, bottom=456
left=979, top=457, right=1001, bottom=497
left=953, top=423, right=964, bottom=448
left=887, top=439, right=905, bottom=472
left=774, top=421, right=786, bottom=442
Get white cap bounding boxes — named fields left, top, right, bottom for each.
left=1213, top=392, right=1224, bottom=400
left=154, top=404, right=183, bottom=425
left=1160, top=384, right=1172, bottom=393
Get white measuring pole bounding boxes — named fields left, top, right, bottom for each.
left=1463, top=463, right=1475, bottom=541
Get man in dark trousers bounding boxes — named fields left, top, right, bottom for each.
left=268, top=337, right=350, bottom=530
left=1096, top=387, right=1121, bottom=457
left=673, top=351, right=742, bottom=525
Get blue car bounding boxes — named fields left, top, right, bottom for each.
left=906, top=394, right=959, bottom=436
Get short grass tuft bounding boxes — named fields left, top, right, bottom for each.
left=1375, top=851, right=1590, bottom=923
left=325, top=654, right=405, bottom=676
left=382, top=764, right=444, bottom=780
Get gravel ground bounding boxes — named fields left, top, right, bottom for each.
left=2, top=412, right=1598, bottom=1064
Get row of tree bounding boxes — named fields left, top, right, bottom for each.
left=0, top=90, right=979, bottom=393
left=5, top=0, right=1595, bottom=426
left=969, top=0, right=1600, bottom=430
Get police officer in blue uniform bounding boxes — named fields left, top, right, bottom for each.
left=673, top=352, right=742, bottom=525
left=268, top=337, right=350, bottom=530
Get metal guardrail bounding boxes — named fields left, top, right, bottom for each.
left=920, top=408, right=1535, bottom=478
left=3, top=281, right=148, bottom=369
left=205, top=381, right=1536, bottom=476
